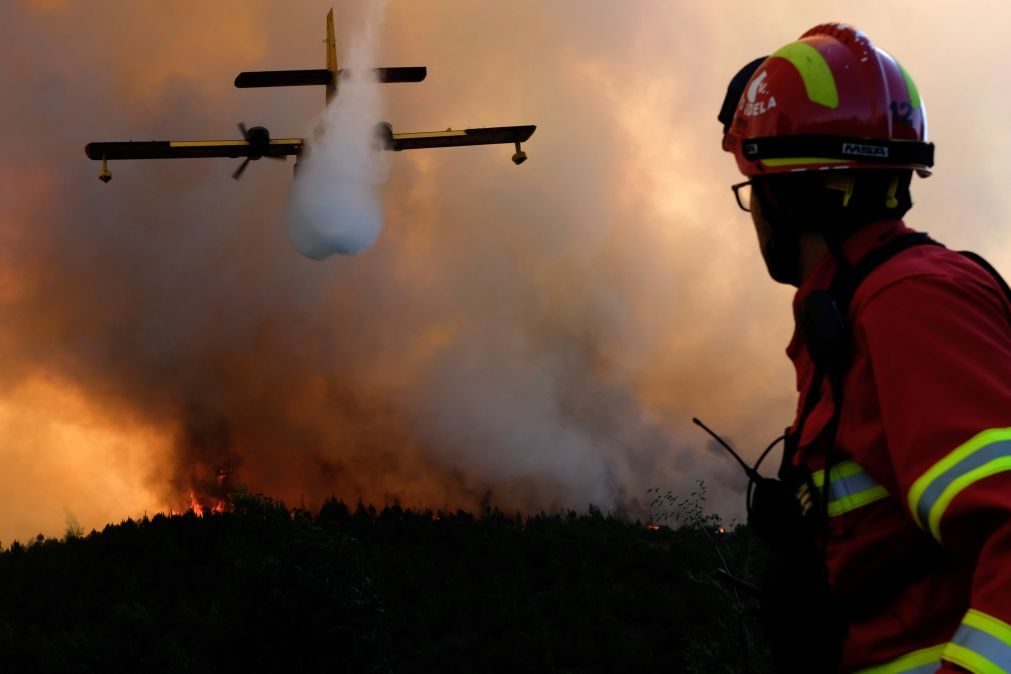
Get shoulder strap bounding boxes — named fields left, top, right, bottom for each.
left=959, top=250, right=1011, bottom=315
left=828, top=232, right=941, bottom=317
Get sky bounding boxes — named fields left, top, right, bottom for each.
left=1, top=1, right=1008, bottom=544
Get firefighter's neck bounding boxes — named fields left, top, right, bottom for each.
left=797, top=232, right=831, bottom=286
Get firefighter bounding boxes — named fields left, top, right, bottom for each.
left=719, top=23, right=1011, bottom=674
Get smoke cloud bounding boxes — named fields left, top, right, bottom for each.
left=287, top=3, right=390, bottom=258
left=1, top=1, right=1007, bottom=543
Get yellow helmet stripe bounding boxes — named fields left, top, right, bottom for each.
left=770, top=42, right=840, bottom=109
left=896, top=61, right=922, bottom=110
left=761, top=157, right=847, bottom=167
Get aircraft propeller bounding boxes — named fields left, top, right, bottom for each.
left=232, top=122, right=284, bottom=180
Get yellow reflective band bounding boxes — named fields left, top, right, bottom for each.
left=943, top=643, right=1004, bottom=674
left=770, top=41, right=840, bottom=109
left=811, top=461, right=889, bottom=517
left=907, top=428, right=1011, bottom=542
left=962, top=610, right=1011, bottom=646
left=812, top=460, right=863, bottom=485
left=943, top=610, right=1011, bottom=674
left=827, top=486, right=888, bottom=517
left=929, top=456, right=1011, bottom=542
left=855, top=644, right=945, bottom=673
left=896, top=61, right=922, bottom=110
left=762, top=157, right=848, bottom=167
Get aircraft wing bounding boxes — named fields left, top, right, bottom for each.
left=85, top=139, right=304, bottom=160
left=234, top=67, right=426, bottom=88
left=383, top=125, right=536, bottom=151
left=368, top=67, right=427, bottom=83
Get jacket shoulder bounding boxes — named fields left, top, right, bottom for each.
left=851, top=243, right=1011, bottom=322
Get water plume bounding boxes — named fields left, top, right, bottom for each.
left=286, top=4, right=389, bottom=259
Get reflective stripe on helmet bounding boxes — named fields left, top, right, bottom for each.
left=896, top=61, right=922, bottom=110
left=907, top=428, right=1011, bottom=542
left=811, top=460, right=888, bottom=517
left=761, top=157, right=847, bottom=168
left=854, top=644, right=945, bottom=673
left=943, top=609, right=1011, bottom=673
left=769, top=41, right=840, bottom=109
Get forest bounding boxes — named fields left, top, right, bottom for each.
left=0, top=488, right=772, bottom=673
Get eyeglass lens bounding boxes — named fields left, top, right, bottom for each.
left=733, top=182, right=752, bottom=212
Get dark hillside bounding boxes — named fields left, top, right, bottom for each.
left=0, top=492, right=770, bottom=673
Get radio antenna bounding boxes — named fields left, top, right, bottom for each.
left=692, top=417, right=763, bottom=482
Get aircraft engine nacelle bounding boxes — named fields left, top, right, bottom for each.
left=374, top=122, right=394, bottom=151
left=244, top=125, right=271, bottom=160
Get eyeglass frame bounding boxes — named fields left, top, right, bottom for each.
left=731, top=180, right=754, bottom=213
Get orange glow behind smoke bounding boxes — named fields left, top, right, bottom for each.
left=2, top=2, right=1009, bottom=543
left=0, top=375, right=170, bottom=542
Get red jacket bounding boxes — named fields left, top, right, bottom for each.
left=786, top=218, right=1011, bottom=673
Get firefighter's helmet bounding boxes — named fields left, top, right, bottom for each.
left=719, top=23, right=934, bottom=177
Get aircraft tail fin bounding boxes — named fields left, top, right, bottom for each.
left=325, top=8, right=338, bottom=106
left=231, top=10, right=424, bottom=106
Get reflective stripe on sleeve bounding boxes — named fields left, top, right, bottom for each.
left=811, top=460, right=889, bottom=517
left=906, top=428, right=1011, bottom=542
left=855, top=644, right=945, bottom=673
left=943, top=609, right=1011, bottom=674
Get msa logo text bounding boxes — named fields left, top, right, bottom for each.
left=842, top=143, right=889, bottom=158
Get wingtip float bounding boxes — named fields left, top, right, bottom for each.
left=86, top=9, right=535, bottom=183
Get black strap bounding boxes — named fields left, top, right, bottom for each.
left=742, top=135, right=935, bottom=169
left=784, top=233, right=942, bottom=511
left=960, top=250, right=1011, bottom=320
left=829, top=232, right=942, bottom=316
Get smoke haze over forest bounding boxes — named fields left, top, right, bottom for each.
left=1, top=1, right=1009, bottom=543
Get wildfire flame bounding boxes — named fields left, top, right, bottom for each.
left=188, top=491, right=204, bottom=517
left=646, top=523, right=661, bottom=531
left=186, top=490, right=227, bottom=518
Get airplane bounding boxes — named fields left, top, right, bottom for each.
left=85, top=9, right=536, bottom=183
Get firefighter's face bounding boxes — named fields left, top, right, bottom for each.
left=750, top=189, right=773, bottom=261
left=749, top=184, right=802, bottom=286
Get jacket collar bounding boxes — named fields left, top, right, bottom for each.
left=787, top=218, right=912, bottom=361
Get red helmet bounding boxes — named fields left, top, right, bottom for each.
left=720, top=23, right=934, bottom=177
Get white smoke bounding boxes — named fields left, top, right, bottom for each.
left=286, top=4, right=388, bottom=259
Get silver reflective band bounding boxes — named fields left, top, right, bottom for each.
left=943, top=609, right=1011, bottom=673
left=907, top=428, right=1011, bottom=542
left=811, top=461, right=888, bottom=517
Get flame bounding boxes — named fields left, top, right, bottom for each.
left=646, top=523, right=661, bottom=531
left=188, top=491, right=204, bottom=517
left=186, top=489, right=228, bottom=518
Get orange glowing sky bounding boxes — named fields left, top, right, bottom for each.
left=1, top=1, right=1008, bottom=544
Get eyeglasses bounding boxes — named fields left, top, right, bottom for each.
left=731, top=180, right=753, bottom=212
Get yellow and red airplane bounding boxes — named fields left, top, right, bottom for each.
left=85, top=9, right=536, bottom=183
